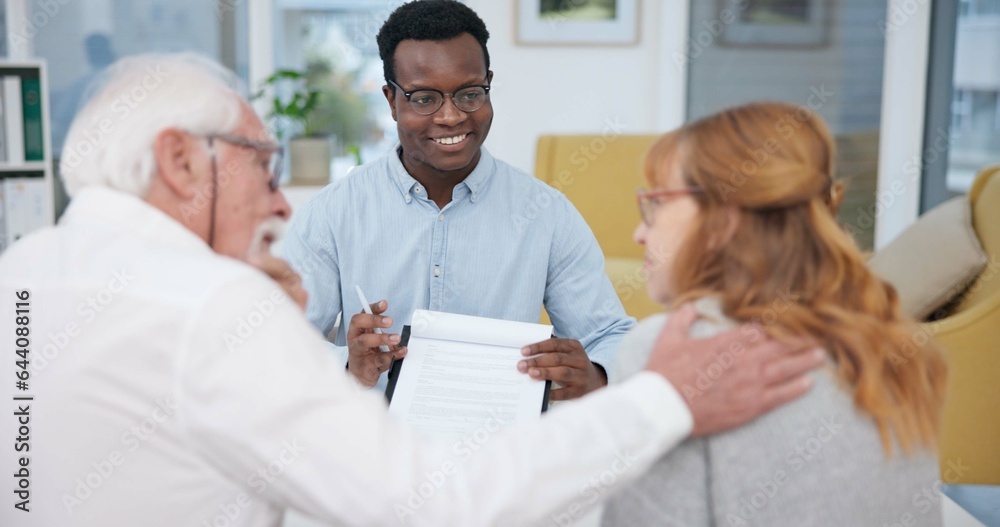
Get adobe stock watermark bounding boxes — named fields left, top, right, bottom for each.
left=222, top=286, right=292, bottom=352
left=61, top=63, right=172, bottom=170
left=724, top=415, right=844, bottom=525
left=879, top=0, right=929, bottom=36
left=716, top=86, right=835, bottom=203
left=7, top=0, right=73, bottom=51
left=904, top=127, right=953, bottom=181
left=351, top=0, right=406, bottom=49
left=30, top=269, right=135, bottom=376
left=902, top=254, right=1000, bottom=360
left=586, top=243, right=676, bottom=326
left=329, top=0, right=414, bottom=64
left=844, top=127, right=953, bottom=240
left=883, top=457, right=970, bottom=527
left=394, top=408, right=507, bottom=523
left=215, top=0, right=244, bottom=20
left=550, top=449, right=639, bottom=526
left=673, top=0, right=750, bottom=69
left=60, top=396, right=179, bottom=513
left=176, top=143, right=265, bottom=226
left=200, top=438, right=306, bottom=527
left=679, top=290, right=800, bottom=401
left=512, top=116, right=629, bottom=231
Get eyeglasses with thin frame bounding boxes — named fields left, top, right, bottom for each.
left=387, top=79, right=491, bottom=116
left=206, top=133, right=284, bottom=191
left=636, top=187, right=704, bottom=226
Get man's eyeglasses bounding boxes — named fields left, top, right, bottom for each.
left=387, top=79, right=491, bottom=116
left=636, top=187, right=704, bottom=226
left=206, top=133, right=283, bottom=191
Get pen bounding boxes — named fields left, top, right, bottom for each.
left=355, top=285, right=392, bottom=352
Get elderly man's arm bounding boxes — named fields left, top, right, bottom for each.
left=178, top=273, right=820, bottom=526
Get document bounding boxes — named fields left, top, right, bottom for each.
left=386, top=310, right=553, bottom=437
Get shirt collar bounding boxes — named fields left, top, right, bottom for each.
left=61, top=186, right=213, bottom=254
left=388, top=143, right=495, bottom=204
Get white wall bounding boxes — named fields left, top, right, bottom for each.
left=464, top=0, right=684, bottom=174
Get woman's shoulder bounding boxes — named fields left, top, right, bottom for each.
left=609, top=312, right=669, bottom=383
left=611, top=298, right=736, bottom=383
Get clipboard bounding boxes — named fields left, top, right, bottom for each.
left=385, top=325, right=552, bottom=414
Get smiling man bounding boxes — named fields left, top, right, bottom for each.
left=283, top=0, right=634, bottom=397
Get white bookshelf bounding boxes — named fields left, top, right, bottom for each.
left=0, top=161, right=47, bottom=172
left=0, top=59, right=54, bottom=254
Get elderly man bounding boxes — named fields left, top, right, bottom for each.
left=0, top=53, right=819, bottom=526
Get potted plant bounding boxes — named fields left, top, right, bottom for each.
left=252, top=69, right=331, bottom=186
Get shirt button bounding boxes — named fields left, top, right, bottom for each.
left=438, top=214, right=444, bottom=221
left=433, top=267, right=441, bottom=277
left=415, top=187, right=423, bottom=194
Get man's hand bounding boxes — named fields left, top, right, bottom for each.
left=646, top=304, right=824, bottom=437
left=248, top=253, right=308, bottom=311
left=346, top=300, right=407, bottom=387
left=517, top=339, right=607, bottom=400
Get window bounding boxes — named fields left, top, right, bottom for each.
left=952, top=89, right=972, bottom=131
left=21, top=0, right=249, bottom=217
left=961, top=0, right=1000, bottom=17
left=686, top=0, right=888, bottom=250
left=946, top=2, right=1000, bottom=193
left=27, top=0, right=249, bottom=158
left=272, top=0, right=404, bottom=168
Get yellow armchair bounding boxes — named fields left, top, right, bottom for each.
left=535, top=134, right=664, bottom=320
left=926, top=164, right=1000, bottom=484
left=536, top=132, right=1000, bottom=485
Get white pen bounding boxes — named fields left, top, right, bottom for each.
left=355, top=285, right=392, bottom=352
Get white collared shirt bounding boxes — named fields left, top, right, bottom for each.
left=0, top=186, right=691, bottom=527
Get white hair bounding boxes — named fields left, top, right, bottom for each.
left=60, top=52, right=246, bottom=197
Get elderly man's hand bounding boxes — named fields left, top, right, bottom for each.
left=517, top=339, right=607, bottom=400
left=346, top=300, right=407, bottom=387
left=646, top=304, right=824, bottom=437
left=248, top=253, right=308, bottom=311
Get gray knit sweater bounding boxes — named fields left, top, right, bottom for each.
left=602, top=298, right=942, bottom=527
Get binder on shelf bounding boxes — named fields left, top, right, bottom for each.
left=0, top=81, right=6, bottom=163
left=0, top=61, right=55, bottom=252
left=3, top=177, right=47, bottom=245
left=0, top=183, right=6, bottom=253
left=2, top=76, right=24, bottom=164
left=21, top=76, right=43, bottom=161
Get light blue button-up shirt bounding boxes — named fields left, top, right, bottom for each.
left=283, top=146, right=634, bottom=391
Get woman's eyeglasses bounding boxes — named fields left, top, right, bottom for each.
left=636, top=187, right=704, bottom=226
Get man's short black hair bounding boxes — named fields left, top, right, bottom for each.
left=377, top=0, right=491, bottom=86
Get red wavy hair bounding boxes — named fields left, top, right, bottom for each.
left=647, top=102, right=947, bottom=454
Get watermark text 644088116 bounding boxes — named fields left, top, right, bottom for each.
left=12, top=289, right=35, bottom=513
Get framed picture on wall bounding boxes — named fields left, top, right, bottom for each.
left=720, top=0, right=829, bottom=47
left=516, top=0, right=640, bottom=46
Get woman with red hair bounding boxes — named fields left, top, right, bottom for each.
left=603, top=102, right=947, bottom=526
